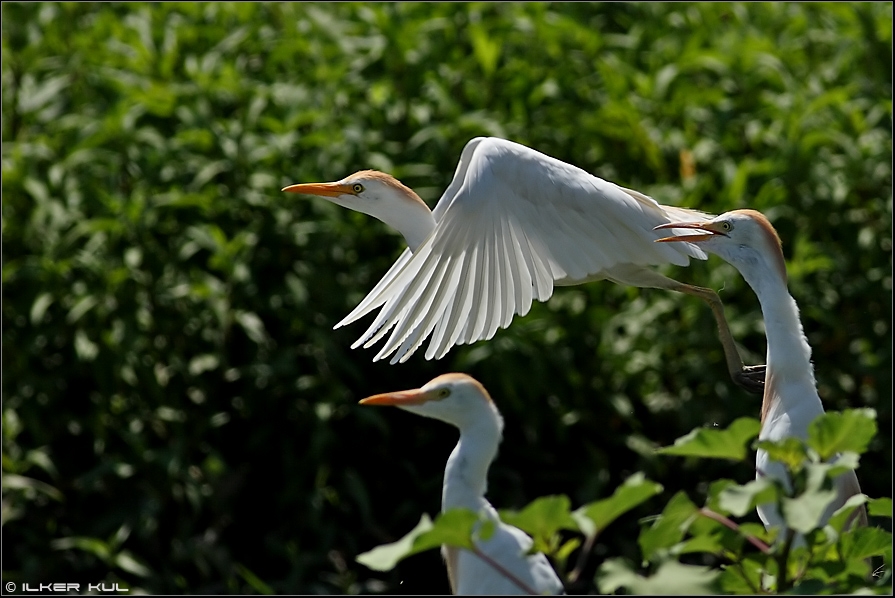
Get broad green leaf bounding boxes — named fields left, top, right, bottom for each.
left=676, top=532, right=727, bottom=556
left=657, top=417, right=760, bottom=462
left=797, top=551, right=874, bottom=588
left=824, top=452, right=861, bottom=478
left=716, top=478, right=779, bottom=518
left=808, top=409, right=878, bottom=461
left=718, top=554, right=766, bottom=594
left=777, top=462, right=843, bottom=533
left=781, top=487, right=839, bottom=534
left=356, top=514, right=436, bottom=571
left=499, top=495, right=578, bottom=541
left=868, top=497, right=893, bottom=519
left=826, top=494, right=870, bottom=535
left=638, top=491, right=699, bottom=561
left=598, top=557, right=720, bottom=595
left=840, top=527, right=894, bottom=562
left=356, top=509, right=481, bottom=572
left=573, top=472, right=663, bottom=537
left=755, top=437, right=810, bottom=473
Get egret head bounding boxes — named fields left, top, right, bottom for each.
left=654, top=209, right=787, bottom=286
left=283, top=170, right=435, bottom=250
left=283, top=170, right=429, bottom=218
left=359, top=373, right=502, bottom=432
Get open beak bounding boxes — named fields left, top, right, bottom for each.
left=653, top=221, right=729, bottom=243
left=281, top=182, right=353, bottom=198
left=359, top=388, right=432, bottom=406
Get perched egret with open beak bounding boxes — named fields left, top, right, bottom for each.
left=654, top=209, right=868, bottom=532
left=283, top=137, right=765, bottom=394
left=360, top=373, right=565, bottom=595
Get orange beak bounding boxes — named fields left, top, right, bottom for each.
left=281, top=182, right=354, bottom=198
left=653, top=221, right=729, bottom=243
left=359, top=388, right=431, bottom=406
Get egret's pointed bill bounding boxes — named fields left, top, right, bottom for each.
left=653, top=220, right=730, bottom=243
left=282, top=182, right=352, bottom=197
left=359, top=389, right=431, bottom=406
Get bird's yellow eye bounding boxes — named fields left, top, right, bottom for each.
left=437, top=388, right=450, bottom=399
left=352, top=183, right=364, bottom=194
left=720, top=221, right=732, bottom=232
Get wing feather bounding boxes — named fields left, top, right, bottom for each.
left=495, top=214, right=520, bottom=328
left=336, top=248, right=414, bottom=331
left=391, top=253, right=462, bottom=364
left=469, top=231, right=492, bottom=343
left=440, top=244, right=479, bottom=356
left=505, top=218, right=534, bottom=319
left=514, top=216, right=555, bottom=302
left=375, top=252, right=453, bottom=362
left=484, top=215, right=505, bottom=340
left=341, top=137, right=713, bottom=363
left=371, top=220, right=468, bottom=361
left=426, top=246, right=471, bottom=359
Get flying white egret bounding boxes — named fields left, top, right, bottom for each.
left=284, top=137, right=765, bottom=393
left=359, top=373, right=565, bottom=595
left=654, top=209, right=868, bottom=533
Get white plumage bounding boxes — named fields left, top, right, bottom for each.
left=360, top=373, right=565, bottom=595
left=655, top=210, right=868, bottom=534
left=284, top=137, right=764, bottom=393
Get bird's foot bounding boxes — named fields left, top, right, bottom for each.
left=733, top=364, right=766, bottom=395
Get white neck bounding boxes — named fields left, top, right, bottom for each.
left=442, top=417, right=501, bottom=513
left=384, top=202, right=436, bottom=252
left=739, top=267, right=824, bottom=436
left=757, top=284, right=814, bottom=386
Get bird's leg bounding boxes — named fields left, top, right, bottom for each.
left=672, top=283, right=766, bottom=395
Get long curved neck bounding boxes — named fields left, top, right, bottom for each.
left=382, top=199, right=436, bottom=252
left=442, top=417, right=501, bottom=513
left=743, top=270, right=823, bottom=432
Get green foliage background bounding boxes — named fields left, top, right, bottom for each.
left=2, top=2, right=891, bottom=594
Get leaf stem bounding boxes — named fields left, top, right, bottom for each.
left=470, top=545, right=540, bottom=595
left=567, top=531, right=597, bottom=584
left=698, top=508, right=771, bottom=554
left=775, top=527, right=795, bottom=592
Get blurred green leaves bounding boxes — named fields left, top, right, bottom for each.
left=2, top=2, right=891, bottom=594
left=657, top=417, right=761, bottom=461
left=808, top=408, right=878, bottom=461
left=631, top=410, right=892, bottom=594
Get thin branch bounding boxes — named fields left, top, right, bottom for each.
left=775, top=527, right=796, bottom=592
left=567, top=531, right=597, bottom=584
left=698, top=508, right=771, bottom=554
left=470, top=545, right=540, bottom=595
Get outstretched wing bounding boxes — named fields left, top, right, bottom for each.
left=336, top=137, right=712, bottom=364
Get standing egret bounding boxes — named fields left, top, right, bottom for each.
left=359, top=373, right=565, bottom=595
left=654, top=209, right=868, bottom=532
left=283, top=137, right=765, bottom=394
